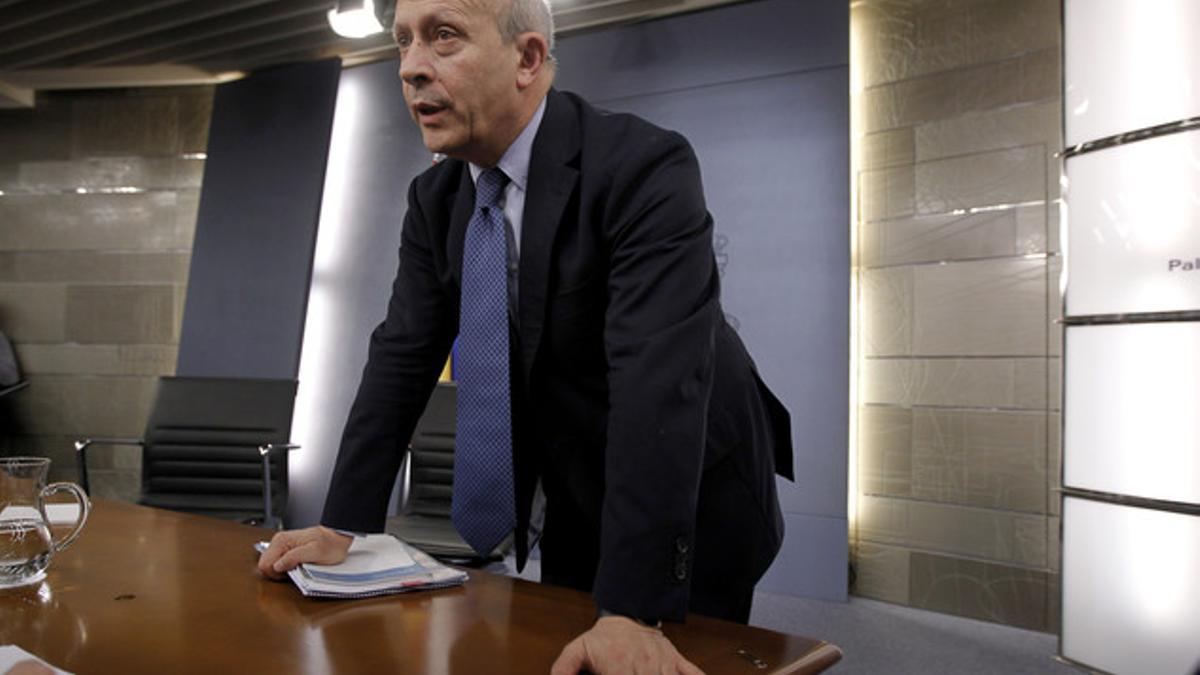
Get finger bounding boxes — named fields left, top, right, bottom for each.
left=676, top=655, right=705, bottom=675
left=549, top=638, right=586, bottom=675
left=257, top=531, right=299, bottom=577
left=272, top=540, right=322, bottom=572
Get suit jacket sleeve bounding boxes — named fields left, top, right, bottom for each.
left=321, top=177, right=457, bottom=533
left=592, top=128, right=720, bottom=622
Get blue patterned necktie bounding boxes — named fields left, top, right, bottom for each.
left=453, top=167, right=515, bottom=557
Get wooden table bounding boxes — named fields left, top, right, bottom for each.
left=0, top=500, right=841, bottom=674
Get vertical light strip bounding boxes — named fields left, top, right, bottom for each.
left=846, top=1, right=867, bottom=535
left=288, top=75, right=363, bottom=525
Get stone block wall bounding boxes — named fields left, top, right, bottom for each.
left=852, top=0, right=1063, bottom=632
left=0, top=86, right=212, bottom=500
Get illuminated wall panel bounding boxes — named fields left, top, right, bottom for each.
left=1064, top=130, right=1200, bottom=316
left=1064, top=323, right=1200, bottom=504
left=1064, top=0, right=1200, bottom=147
left=1061, top=497, right=1200, bottom=675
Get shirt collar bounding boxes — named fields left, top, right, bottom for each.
left=469, top=95, right=547, bottom=193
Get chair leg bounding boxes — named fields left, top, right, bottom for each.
left=260, top=450, right=277, bottom=529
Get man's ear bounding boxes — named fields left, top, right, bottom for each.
left=515, top=32, right=550, bottom=89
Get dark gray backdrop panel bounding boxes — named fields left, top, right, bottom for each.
left=554, top=0, right=850, bottom=599
left=287, top=61, right=436, bottom=527
left=177, top=58, right=341, bottom=379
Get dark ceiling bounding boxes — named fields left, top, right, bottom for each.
left=0, top=0, right=394, bottom=75
left=0, top=0, right=744, bottom=107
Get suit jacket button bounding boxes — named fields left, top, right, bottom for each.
left=674, top=561, right=688, bottom=581
left=675, top=537, right=689, bottom=554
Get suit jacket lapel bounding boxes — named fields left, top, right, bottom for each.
left=445, top=163, right=475, bottom=288
left=518, top=90, right=580, bottom=388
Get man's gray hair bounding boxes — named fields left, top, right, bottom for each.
left=499, top=0, right=555, bottom=55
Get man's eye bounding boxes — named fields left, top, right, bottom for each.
left=395, top=35, right=411, bottom=49
left=436, top=28, right=456, bottom=40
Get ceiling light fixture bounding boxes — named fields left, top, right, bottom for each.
left=328, top=0, right=385, bottom=39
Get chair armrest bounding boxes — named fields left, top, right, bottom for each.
left=257, top=443, right=300, bottom=457
left=74, top=437, right=144, bottom=495
left=75, top=437, right=145, bottom=452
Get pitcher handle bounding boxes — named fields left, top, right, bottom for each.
left=41, top=482, right=91, bottom=553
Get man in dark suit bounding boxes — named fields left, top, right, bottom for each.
left=260, top=0, right=793, bottom=672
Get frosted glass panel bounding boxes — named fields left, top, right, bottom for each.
left=1064, top=0, right=1200, bottom=146
left=1064, top=323, right=1200, bottom=505
left=1064, top=129, right=1200, bottom=316
left=1061, top=497, right=1200, bottom=675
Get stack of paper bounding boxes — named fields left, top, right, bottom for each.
left=262, top=534, right=468, bottom=599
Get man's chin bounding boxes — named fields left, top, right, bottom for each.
left=418, top=130, right=462, bottom=158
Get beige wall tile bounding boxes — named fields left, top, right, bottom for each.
left=16, top=157, right=205, bottom=192
left=860, top=165, right=915, bottom=221
left=909, top=552, right=1052, bottom=631
left=860, top=405, right=913, bottom=497
left=855, top=0, right=1060, bottom=89
left=0, top=192, right=197, bottom=252
left=910, top=409, right=1049, bottom=513
left=860, top=495, right=1048, bottom=567
left=911, top=409, right=969, bottom=504
left=65, top=285, right=177, bottom=344
left=861, top=358, right=911, bottom=405
left=4, top=434, right=76, bottom=478
left=861, top=128, right=916, bottom=170
left=861, top=74, right=958, bottom=133
left=853, top=542, right=911, bottom=604
left=1018, top=48, right=1060, bottom=103
left=1046, top=515, right=1061, bottom=571
left=912, top=258, right=1046, bottom=356
left=10, top=375, right=156, bottom=437
left=915, top=145, right=1047, bottom=215
left=17, top=344, right=177, bottom=376
left=1046, top=254, right=1063, bottom=357
left=0, top=252, right=190, bottom=284
left=72, top=95, right=180, bottom=157
left=916, top=101, right=1061, bottom=162
left=87, top=468, right=141, bottom=503
left=964, top=411, right=1048, bottom=513
left=864, top=357, right=1049, bottom=409
left=0, top=284, right=66, bottom=342
left=861, top=206, right=1041, bottom=267
left=1048, top=412, right=1061, bottom=517
left=0, top=96, right=72, bottom=164
left=861, top=267, right=913, bottom=356
left=178, top=92, right=214, bottom=154
left=1014, top=203, right=1051, bottom=256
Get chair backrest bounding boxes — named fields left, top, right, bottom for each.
left=140, top=376, right=297, bottom=522
left=0, top=331, right=20, bottom=387
left=403, top=382, right=456, bottom=519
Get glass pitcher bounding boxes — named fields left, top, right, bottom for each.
left=0, top=457, right=90, bottom=588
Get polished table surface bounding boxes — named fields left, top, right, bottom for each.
left=0, top=500, right=841, bottom=674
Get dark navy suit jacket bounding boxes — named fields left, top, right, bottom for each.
left=322, top=89, right=793, bottom=623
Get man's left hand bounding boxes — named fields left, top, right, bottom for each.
left=550, top=615, right=705, bottom=675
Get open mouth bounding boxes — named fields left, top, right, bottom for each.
left=414, top=101, right=447, bottom=123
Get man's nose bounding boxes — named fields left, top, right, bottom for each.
left=398, top=41, right=433, bottom=86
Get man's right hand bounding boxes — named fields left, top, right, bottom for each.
left=256, top=526, right=353, bottom=580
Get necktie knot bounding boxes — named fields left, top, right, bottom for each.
left=475, top=168, right=509, bottom=211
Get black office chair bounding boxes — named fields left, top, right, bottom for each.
left=76, top=376, right=299, bottom=526
left=386, top=382, right=508, bottom=564
left=0, top=330, right=28, bottom=399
